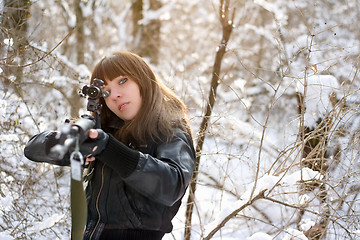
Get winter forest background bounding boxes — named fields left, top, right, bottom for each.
left=1, top=0, right=360, bottom=239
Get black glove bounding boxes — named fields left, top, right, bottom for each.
left=79, top=129, right=109, bottom=157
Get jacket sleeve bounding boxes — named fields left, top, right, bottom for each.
left=24, top=131, right=70, bottom=166
left=97, top=129, right=196, bottom=206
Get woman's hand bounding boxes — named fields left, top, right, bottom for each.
left=80, top=129, right=109, bottom=165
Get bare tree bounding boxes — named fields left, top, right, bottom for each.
left=184, top=1, right=236, bottom=239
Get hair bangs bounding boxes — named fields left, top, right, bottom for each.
left=92, top=56, right=129, bottom=84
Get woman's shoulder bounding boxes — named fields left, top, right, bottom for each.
left=158, top=127, right=194, bottom=151
left=142, top=127, right=191, bottom=146
left=173, top=127, right=192, bottom=140
left=152, top=127, right=196, bottom=159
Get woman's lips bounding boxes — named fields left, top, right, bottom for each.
left=118, top=102, right=129, bottom=111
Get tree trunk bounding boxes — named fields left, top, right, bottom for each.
left=131, top=0, right=161, bottom=64
left=297, top=91, right=331, bottom=240
left=1, top=0, right=31, bottom=92
left=74, top=0, right=85, bottom=65
left=184, top=1, right=235, bottom=239
left=131, top=0, right=143, bottom=39
left=63, top=0, right=86, bottom=119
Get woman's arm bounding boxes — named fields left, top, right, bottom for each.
left=97, top=129, right=196, bottom=206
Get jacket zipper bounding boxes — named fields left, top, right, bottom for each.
left=89, top=163, right=106, bottom=240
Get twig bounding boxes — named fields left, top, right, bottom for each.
left=203, top=189, right=266, bottom=240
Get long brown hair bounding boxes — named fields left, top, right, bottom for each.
left=90, top=51, right=190, bottom=145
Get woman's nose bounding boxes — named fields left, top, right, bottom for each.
left=110, top=89, right=121, bottom=99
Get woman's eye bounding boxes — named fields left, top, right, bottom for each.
left=119, top=77, right=128, bottom=85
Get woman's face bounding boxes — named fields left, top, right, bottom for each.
left=103, top=76, right=142, bottom=121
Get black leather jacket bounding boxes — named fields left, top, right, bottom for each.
left=24, top=127, right=196, bottom=239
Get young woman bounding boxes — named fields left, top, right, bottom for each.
left=24, top=51, right=196, bottom=240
